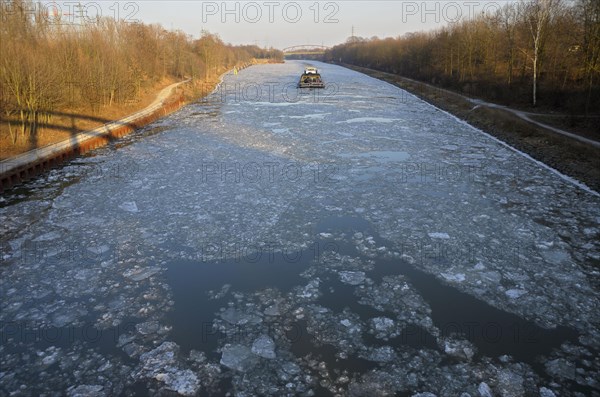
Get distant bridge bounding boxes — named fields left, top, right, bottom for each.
left=283, top=45, right=330, bottom=55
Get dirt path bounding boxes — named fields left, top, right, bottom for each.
left=147, top=79, right=190, bottom=108
left=0, top=79, right=189, bottom=184
left=365, top=69, right=600, bottom=148
left=467, top=98, right=600, bottom=149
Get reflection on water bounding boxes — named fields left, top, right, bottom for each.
left=164, top=215, right=579, bottom=396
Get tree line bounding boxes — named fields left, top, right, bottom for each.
left=324, top=0, right=599, bottom=114
left=0, top=0, right=283, bottom=145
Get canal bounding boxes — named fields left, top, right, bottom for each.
left=1, top=61, right=599, bottom=396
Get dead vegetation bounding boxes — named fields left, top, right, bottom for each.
left=0, top=0, right=283, bottom=159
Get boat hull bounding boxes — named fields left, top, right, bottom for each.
left=297, top=82, right=325, bottom=89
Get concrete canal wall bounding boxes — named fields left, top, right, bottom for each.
left=0, top=80, right=189, bottom=192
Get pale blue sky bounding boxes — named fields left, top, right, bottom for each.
left=42, top=1, right=517, bottom=49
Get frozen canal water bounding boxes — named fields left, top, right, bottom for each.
left=1, top=61, right=599, bottom=396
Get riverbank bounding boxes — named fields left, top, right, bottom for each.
left=0, top=78, right=176, bottom=160
left=0, top=63, right=256, bottom=192
left=338, top=63, right=600, bottom=193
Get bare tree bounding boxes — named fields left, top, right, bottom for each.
left=498, top=4, right=519, bottom=85
left=577, top=0, right=600, bottom=113
left=520, top=0, right=561, bottom=106
left=323, top=0, right=596, bottom=112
